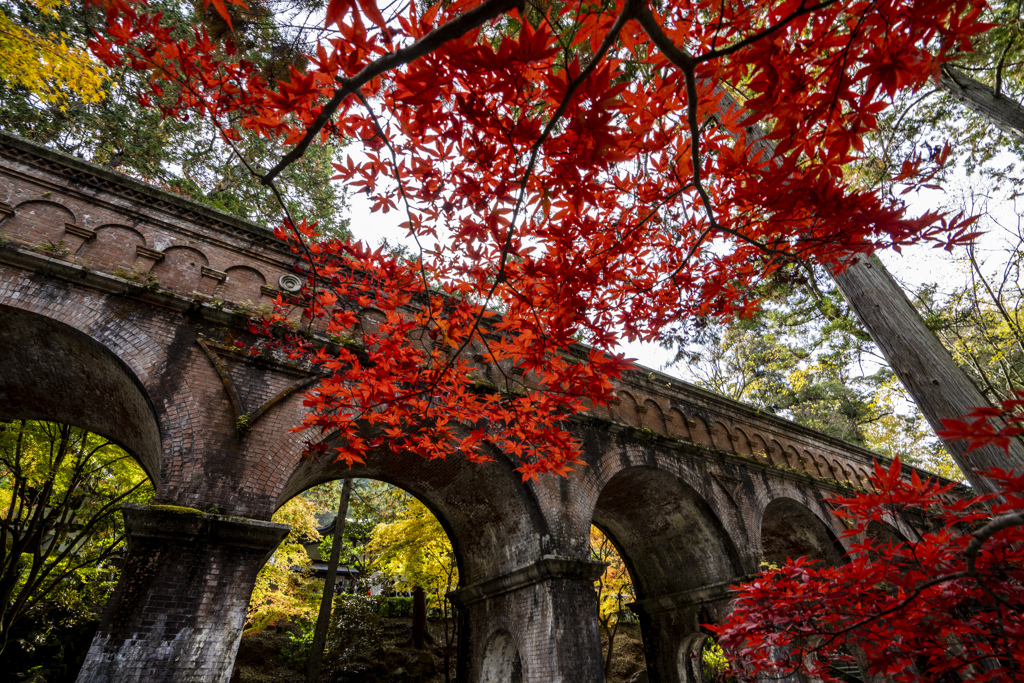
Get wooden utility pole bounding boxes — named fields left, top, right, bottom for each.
left=832, top=255, right=1024, bottom=493
left=937, top=65, right=1024, bottom=143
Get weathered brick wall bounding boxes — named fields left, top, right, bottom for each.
left=0, top=133, right=967, bottom=682
left=79, top=505, right=288, bottom=683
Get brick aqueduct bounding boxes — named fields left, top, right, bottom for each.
left=0, top=134, right=958, bottom=682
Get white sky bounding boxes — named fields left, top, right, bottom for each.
left=342, top=144, right=1021, bottom=381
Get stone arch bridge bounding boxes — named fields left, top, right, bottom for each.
left=0, top=135, right=960, bottom=682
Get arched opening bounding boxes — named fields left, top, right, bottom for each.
left=591, top=525, right=639, bottom=680
left=591, top=467, right=743, bottom=682
left=240, top=477, right=463, bottom=682
left=760, top=498, right=845, bottom=568
left=677, top=633, right=737, bottom=683
left=760, top=498, right=865, bottom=682
left=480, top=630, right=522, bottom=683
left=0, top=419, right=154, bottom=680
left=275, top=437, right=554, bottom=683
left=0, top=306, right=162, bottom=482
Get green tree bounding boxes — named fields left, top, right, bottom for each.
left=365, top=494, right=459, bottom=681
left=669, top=270, right=966, bottom=478
left=855, top=0, right=1023, bottom=200
left=914, top=245, right=1024, bottom=408
left=366, top=497, right=457, bottom=614
left=0, top=420, right=152, bottom=672
left=675, top=281, right=886, bottom=446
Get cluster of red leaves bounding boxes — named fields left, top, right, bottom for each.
left=86, top=0, right=991, bottom=473
left=937, top=390, right=1024, bottom=454
left=248, top=220, right=629, bottom=478
left=716, top=459, right=1024, bottom=681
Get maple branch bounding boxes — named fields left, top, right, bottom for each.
left=964, top=510, right=1024, bottom=574
left=772, top=509, right=1024, bottom=671
left=633, top=4, right=695, bottom=70
left=635, top=5, right=725, bottom=237
left=263, top=0, right=524, bottom=183
left=695, top=0, right=842, bottom=63
left=503, top=0, right=635, bottom=247
left=425, top=1, right=634, bottom=402
left=352, top=91, right=438, bottom=323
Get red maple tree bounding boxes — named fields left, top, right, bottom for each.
left=87, top=0, right=988, bottom=477
left=715, top=395, right=1024, bottom=682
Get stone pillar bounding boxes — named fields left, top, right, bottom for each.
left=629, top=577, right=744, bottom=683
left=449, top=555, right=607, bottom=682
left=77, top=504, right=289, bottom=683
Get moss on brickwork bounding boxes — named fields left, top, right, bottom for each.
left=148, top=504, right=204, bottom=516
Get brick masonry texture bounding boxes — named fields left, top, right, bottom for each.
left=0, top=134, right=969, bottom=682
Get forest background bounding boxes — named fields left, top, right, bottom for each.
left=0, top=0, right=1021, bottom=680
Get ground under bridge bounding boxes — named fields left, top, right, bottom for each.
left=0, top=134, right=962, bottom=682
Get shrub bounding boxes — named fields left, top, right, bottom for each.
left=376, top=596, right=413, bottom=618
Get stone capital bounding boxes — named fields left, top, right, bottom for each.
left=123, top=503, right=289, bottom=560
left=449, top=555, right=607, bottom=607
left=628, top=574, right=753, bottom=616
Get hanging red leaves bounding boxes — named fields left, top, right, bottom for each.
left=88, top=0, right=990, bottom=474
left=715, top=403, right=1024, bottom=682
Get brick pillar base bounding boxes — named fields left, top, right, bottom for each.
left=77, top=504, right=289, bottom=683
left=450, top=556, right=607, bottom=682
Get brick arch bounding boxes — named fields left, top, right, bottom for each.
left=733, top=427, right=755, bottom=457
left=586, top=462, right=745, bottom=682
left=757, top=492, right=847, bottom=567
left=640, top=399, right=666, bottom=433
left=689, top=415, right=713, bottom=447
left=857, top=466, right=874, bottom=489
left=666, top=407, right=689, bottom=440
left=614, top=391, right=641, bottom=427
left=479, top=629, right=524, bottom=683
left=589, top=465, right=744, bottom=599
left=2, top=199, right=76, bottom=247
left=766, top=441, right=789, bottom=467
left=151, top=245, right=209, bottom=293
left=276, top=444, right=550, bottom=584
left=802, top=449, right=823, bottom=477
left=220, top=265, right=267, bottom=305
left=780, top=444, right=799, bottom=470
left=0, top=303, right=162, bottom=482
left=818, top=455, right=839, bottom=480
left=78, top=224, right=147, bottom=271
left=711, top=419, right=733, bottom=452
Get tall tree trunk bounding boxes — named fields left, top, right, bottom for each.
left=831, top=255, right=1024, bottom=493
left=937, top=65, right=1024, bottom=143
left=305, top=478, right=353, bottom=683
left=706, top=75, right=1024, bottom=492
left=412, top=585, right=427, bottom=650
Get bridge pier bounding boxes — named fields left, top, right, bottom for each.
left=628, top=578, right=740, bottom=682
left=77, top=505, right=288, bottom=683
left=451, top=556, right=607, bottom=682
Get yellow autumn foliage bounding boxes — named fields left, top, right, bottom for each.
left=591, top=526, right=635, bottom=627
left=365, top=497, right=457, bottom=611
left=246, top=494, right=323, bottom=632
left=0, top=0, right=106, bottom=108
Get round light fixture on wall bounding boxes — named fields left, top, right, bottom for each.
left=278, top=273, right=303, bottom=293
